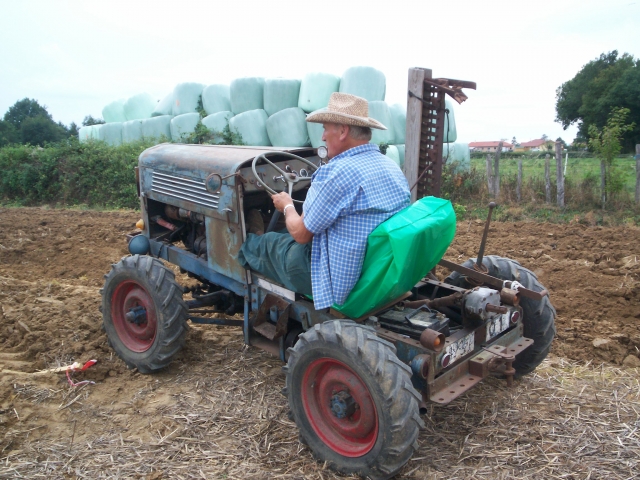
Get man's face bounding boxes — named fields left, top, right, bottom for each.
left=321, top=123, right=344, bottom=159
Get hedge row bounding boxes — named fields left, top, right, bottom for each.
left=0, top=138, right=153, bottom=209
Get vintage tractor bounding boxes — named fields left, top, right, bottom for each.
left=101, top=70, right=555, bottom=479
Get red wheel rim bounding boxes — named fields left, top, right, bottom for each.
left=301, top=358, right=378, bottom=457
left=111, top=280, right=157, bottom=352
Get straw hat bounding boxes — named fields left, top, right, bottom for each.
left=306, top=92, right=387, bottom=130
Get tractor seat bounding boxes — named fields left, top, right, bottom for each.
left=330, top=196, right=456, bottom=319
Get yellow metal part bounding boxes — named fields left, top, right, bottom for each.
left=136, top=219, right=145, bottom=230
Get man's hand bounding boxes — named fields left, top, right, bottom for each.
left=270, top=192, right=313, bottom=244
left=271, top=192, right=293, bottom=212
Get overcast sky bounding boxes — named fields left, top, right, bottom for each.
left=1, top=0, right=638, bottom=144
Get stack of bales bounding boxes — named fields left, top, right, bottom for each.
left=83, top=66, right=462, bottom=173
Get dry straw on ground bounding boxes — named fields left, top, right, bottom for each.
left=1, top=331, right=638, bottom=480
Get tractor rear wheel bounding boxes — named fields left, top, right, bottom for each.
left=283, top=320, right=424, bottom=480
left=444, top=255, right=556, bottom=376
left=101, top=255, right=188, bottom=373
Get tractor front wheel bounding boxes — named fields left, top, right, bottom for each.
left=101, top=255, right=188, bottom=373
left=284, top=320, right=424, bottom=480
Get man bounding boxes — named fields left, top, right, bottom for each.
left=239, top=92, right=410, bottom=311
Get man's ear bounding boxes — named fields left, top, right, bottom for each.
left=339, top=125, right=350, bottom=141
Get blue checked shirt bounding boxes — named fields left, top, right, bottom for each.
left=303, top=143, right=410, bottom=310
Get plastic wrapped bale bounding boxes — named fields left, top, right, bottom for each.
left=394, top=144, right=405, bottom=170
left=94, top=124, right=105, bottom=141
left=152, top=92, right=173, bottom=117
left=306, top=113, right=325, bottom=148
left=142, top=115, right=172, bottom=141
left=230, top=77, right=265, bottom=115
left=78, top=126, right=93, bottom=143
left=444, top=97, right=457, bottom=143
left=368, top=101, right=394, bottom=145
left=228, top=109, right=270, bottom=146
left=389, top=103, right=406, bottom=144
left=443, top=142, right=470, bottom=172
left=385, top=145, right=401, bottom=167
left=124, top=93, right=157, bottom=121
left=102, top=100, right=126, bottom=123
left=202, top=84, right=231, bottom=115
left=172, top=82, right=205, bottom=116
left=298, top=72, right=340, bottom=113
left=339, top=66, right=386, bottom=102
left=101, top=122, right=123, bottom=146
left=122, top=120, right=143, bottom=143
left=264, top=78, right=301, bottom=116
left=202, top=111, right=233, bottom=144
left=171, top=113, right=201, bottom=142
left=266, top=107, right=310, bottom=147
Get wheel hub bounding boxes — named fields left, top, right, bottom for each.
left=125, top=306, right=147, bottom=325
left=330, top=391, right=357, bottom=419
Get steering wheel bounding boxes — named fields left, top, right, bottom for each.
left=251, top=152, right=319, bottom=204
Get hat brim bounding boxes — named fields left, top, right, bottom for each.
left=306, top=109, right=387, bottom=130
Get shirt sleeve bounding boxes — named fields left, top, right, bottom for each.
left=303, top=170, right=357, bottom=235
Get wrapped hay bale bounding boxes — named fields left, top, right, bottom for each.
left=444, top=98, right=457, bottom=143
left=78, top=126, right=93, bottom=143
left=264, top=78, right=301, bottom=116
left=171, top=113, right=201, bottom=142
left=339, top=66, right=385, bottom=102
left=202, top=111, right=233, bottom=144
left=384, top=145, right=401, bottom=167
left=368, top=101, right=394, bottom=145
left=124, top=93, right=157, bottom=121
left=152, top=92, right=174, bottom=117
left=122, top=120, right=143, bottom=143
left=142, top=115, right=172, bottom=141
left=298, top=72, right=340, bottom=113
left=94, top=124, right=105, bottom=141
left=266, top=107, right=310, bottom=147
left=228, top=109, right=270, bottom=146
left=172, top=82, right=205, bottom=116
left=102, top=100, right=126, bottom=123
left=394, top=144, right=405, bottom=170
left=389, top=103, right=406, bottom=144
left=101, top=122, right=123, bottom=146
left=230, top=77, right=265, bottom=115
left=306, top=113, right=325, bottom=148
left=443, top=142, right=470, bottom=172
left=202, top=84, right=231, bottom=115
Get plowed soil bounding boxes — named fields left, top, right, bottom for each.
left=1, top=207, right=639, bottom=479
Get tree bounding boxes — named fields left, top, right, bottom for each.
left=588, top=107, right=636, bottom=209
left=3, top=98, right=52, bottom=130
left=0, top=120, right=19, bottom=147
left=556, top=51, right=639, bottom=151
left=82, top=115, right=105, bottom=126
left=541, top=134, right=548, bottom=141
left=556, top=137, right=567, bottom=148
left=20, top=115, right=67, bottom=146
left=511, top=136, right=518, bottom=146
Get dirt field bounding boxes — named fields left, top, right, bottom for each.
left=1, top=207, right=639, bottom=479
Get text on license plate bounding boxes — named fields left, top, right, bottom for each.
left=443, top=332, right=475, bottom=366
left=485, top=314, right=510, bottom=342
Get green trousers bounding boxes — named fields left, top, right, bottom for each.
left=238, top=232, right=312, bottom=296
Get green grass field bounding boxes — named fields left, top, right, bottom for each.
left=470, top=156, right=638, bottom=193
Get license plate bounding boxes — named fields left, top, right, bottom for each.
left=443, top=331, right=475, bottom=366
left=486, top=313, right=510, bottom=342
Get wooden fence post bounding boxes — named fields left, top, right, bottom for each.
left=493, top=141, right=503, bottom=198
left=544, top=154, right=551, bottom=204
left=486, top=154, right=494, bottom=195
left=404, top=68, right=427, bottom=203
left=517, top=159, right=522, bottom=202
left=555, top=141, right=564, bottom=207
left=636, top=144, right=640, bottom=205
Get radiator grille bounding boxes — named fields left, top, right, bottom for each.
left=152, top=171, right=219, bottom=209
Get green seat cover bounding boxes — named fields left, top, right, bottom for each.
left=332, top=196, right=456, bottom=318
